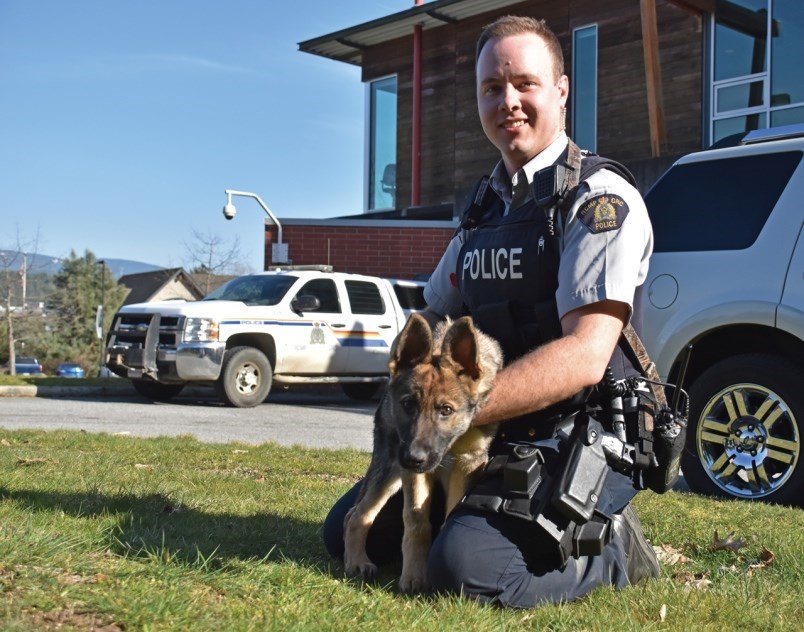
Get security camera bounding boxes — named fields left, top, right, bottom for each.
left=222, top=203, right=237, bottom=220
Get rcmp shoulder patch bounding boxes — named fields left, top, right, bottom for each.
left=577, top=194, right=629, bottom=234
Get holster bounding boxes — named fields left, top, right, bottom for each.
left=459, top=417, right=614, bottom=567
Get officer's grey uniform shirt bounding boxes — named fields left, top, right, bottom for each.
left=424, top=133, right=653, bottom=322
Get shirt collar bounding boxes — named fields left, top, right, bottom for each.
left=489, top=133, right=569, bottom=212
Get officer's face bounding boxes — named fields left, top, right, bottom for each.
left=477, top=33, right=569, bottom=176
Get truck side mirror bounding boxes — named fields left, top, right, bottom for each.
left=291, top=295, right=321, bottom=314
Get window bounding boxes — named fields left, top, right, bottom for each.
left=710, top=0, right=804, bottom=143
left=392, top=282, right=426, bottom=311
left=367, top=76, right=397, bottom=211
left=572, top=25, right=598, bottom=152
left=644, top=151, right=801, bottom=252
left=295, top=279, right=341, bottom=313
left=203, top=275, right=296, bottom=305
left=345, top=281, right=386, bottom=315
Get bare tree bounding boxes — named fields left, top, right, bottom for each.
left=0, top=229, right=42, bottom=374
left=182, top=228, right=252, bottom=294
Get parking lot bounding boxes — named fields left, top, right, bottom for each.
left=0, top=387, right=376, bottom=451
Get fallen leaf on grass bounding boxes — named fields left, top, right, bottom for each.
left=17, top=457, right=57, bottom=466
left=710, top=529, right=747, bottom=552
left=655, top=543, right=692, bottom=565
left=746, top=547, right=775, bottom=576
left=1, top=438, right=12, bottom=446
left=673, top=570, right=712, bottom=590
left=58, top=572, right=109, bottom=585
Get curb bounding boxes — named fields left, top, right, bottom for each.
left=0, top=384, right=219, bottom=399
left=0, top=384, right=136, bottom=398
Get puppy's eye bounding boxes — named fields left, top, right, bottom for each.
left=439, top=404, right=454, bottom=417
left=400, top=396, right=417, bottom=413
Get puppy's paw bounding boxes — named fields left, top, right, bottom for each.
left=344, top=558, right=378, bottom=581
left=398, top=571, right=429, bottom=594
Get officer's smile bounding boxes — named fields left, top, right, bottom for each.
left=502, top=119, right=528, bottom=131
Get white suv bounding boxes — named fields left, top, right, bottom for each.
left=643, top=124, right=803, bottom=506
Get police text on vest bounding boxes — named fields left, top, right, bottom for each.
left=462, top=248, right=523, bottom=280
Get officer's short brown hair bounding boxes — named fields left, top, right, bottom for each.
left=476, top=15, right=565, bottom=81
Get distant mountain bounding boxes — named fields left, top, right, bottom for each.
left=100, top=259, right=165, bottom=278
left=0, top=250, right=165, bottom=278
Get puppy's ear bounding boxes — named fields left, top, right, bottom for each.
left=389, top=313, right=433, bottom=375
left=441, top=316, right=481, bottom=380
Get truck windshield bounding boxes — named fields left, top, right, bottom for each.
left=203, top=275, right=297, bottom=306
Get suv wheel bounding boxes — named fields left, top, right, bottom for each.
left=131, top=380, right=184, bottom=402
left=682, top=353, right=803, bottom=506
left=216, top=346, right=272, bottom=408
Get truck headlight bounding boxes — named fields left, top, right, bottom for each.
left=184, top=318, right=219, bottom=342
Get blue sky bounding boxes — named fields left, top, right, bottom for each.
left=0, top=0, right=414, bottom=273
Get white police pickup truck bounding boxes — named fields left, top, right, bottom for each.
left=105, top=266, right=426, bottom=408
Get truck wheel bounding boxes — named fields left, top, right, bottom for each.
left=341, top=382, right=381, bottom=401
left=682, top=353, right=803, bottom=506
left=216, top=346, right=272, bottom=408
left=131, top=380, right=184, bottom=402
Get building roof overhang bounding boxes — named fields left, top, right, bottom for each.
left=298, top=0, right=528, bottom=66
left=300, top=0, right=716, bottom=67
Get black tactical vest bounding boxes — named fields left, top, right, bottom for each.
left=456, top=144, right=645, bottom=444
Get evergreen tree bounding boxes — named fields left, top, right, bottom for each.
left=45, top=250, right=127, bottom=371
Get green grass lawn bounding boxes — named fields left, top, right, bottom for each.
left=0, top=429, right=801, bottom=631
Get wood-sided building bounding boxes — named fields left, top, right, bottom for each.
left=261, top=0, right=801, bottom=277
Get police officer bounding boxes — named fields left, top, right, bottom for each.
left=422, top=14, right=660, bottom=607
left=323, top=15, right=661, bottom=608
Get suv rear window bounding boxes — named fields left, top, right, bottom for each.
left=645, top=151, right=802, bottom=252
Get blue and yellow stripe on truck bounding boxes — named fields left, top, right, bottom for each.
left=219, top=319, right=389, bottom=348
left=332, top=330, right=387, bottom=347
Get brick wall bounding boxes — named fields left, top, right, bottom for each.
left=263, top=221, right=456, bottom=279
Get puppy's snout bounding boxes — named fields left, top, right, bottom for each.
left=399, top=446, right=429, bottom=472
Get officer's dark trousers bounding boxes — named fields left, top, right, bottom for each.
left=322, top=467, right=636, bottom=609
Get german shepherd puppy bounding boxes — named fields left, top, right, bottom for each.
left=343, top=313, right=503, bottom=593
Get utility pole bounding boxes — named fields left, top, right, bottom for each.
left=97, top=259, right=106, bottom=377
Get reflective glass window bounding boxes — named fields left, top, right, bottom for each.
left=715, top=80, right=765, bottom=113
left=368, top=76, right=397, bottom=211
left=714, top=112, right=767, bottom=140
left=771, top=1, right=804, bottom=106
left=711, top=1, right=804, bottom=143
left=714, top=0, right=768, bottom=81
left=771, top=104, right=804, bottom=126
left=572, top=25, right=598, bottom=152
